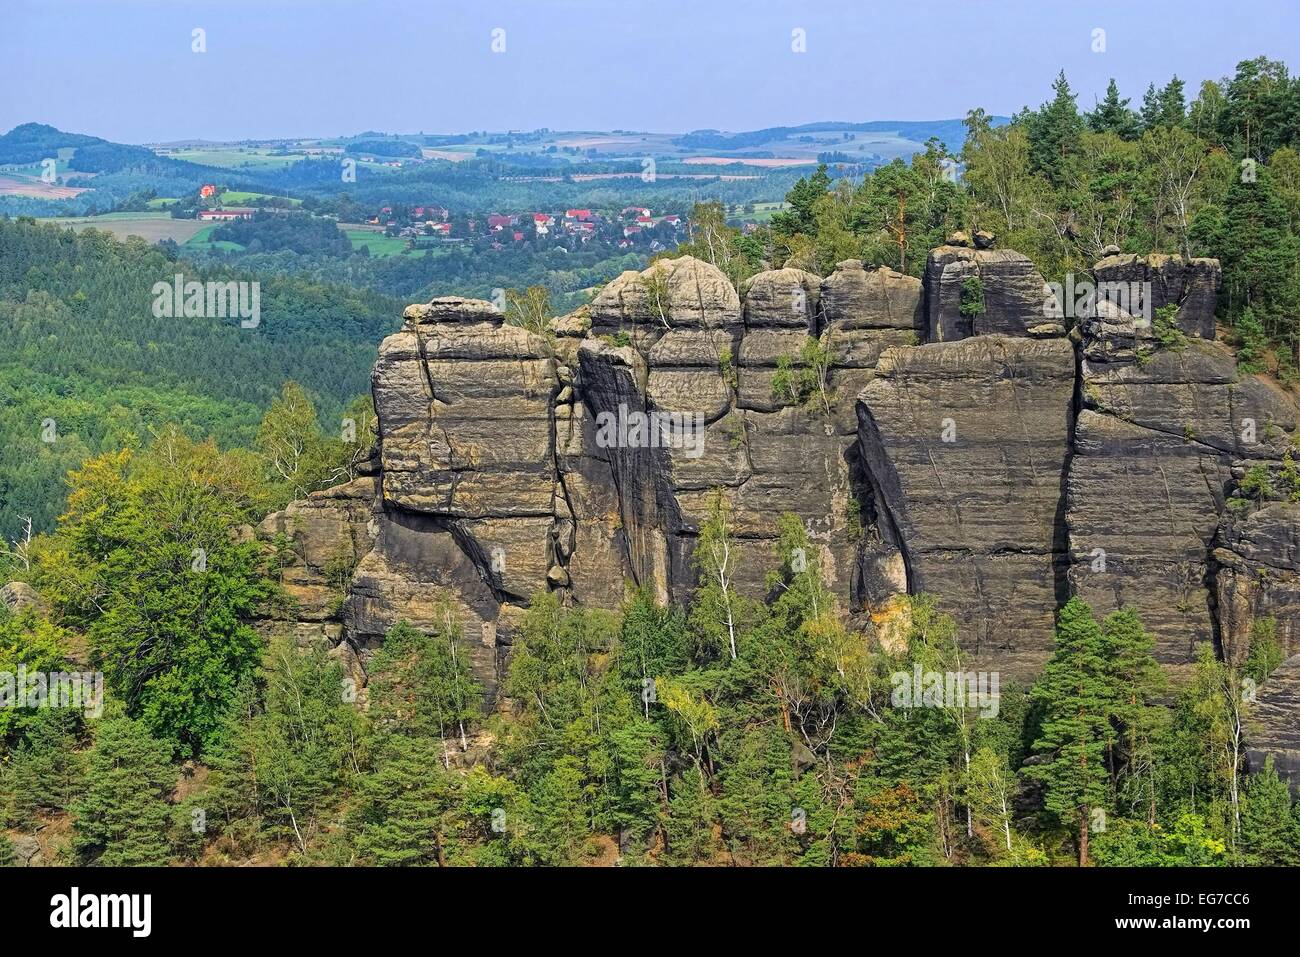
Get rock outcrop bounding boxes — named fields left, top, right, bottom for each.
left=924, top=245, right=1054, bottom=342
left=0, top=581, right=43, bottom=615
left=1092, top=253, right=1222, bottom=339
left=253, top=243, right=1300, bottom=787
left=1215, top=502, right=1300, bottom=665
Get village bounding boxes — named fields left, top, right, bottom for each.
left=362, top=202, right=686, bottom=252
left=191, top=182, right=688, bottom=255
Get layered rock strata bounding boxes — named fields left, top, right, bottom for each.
left=251, top=246, right=1300, bottom=785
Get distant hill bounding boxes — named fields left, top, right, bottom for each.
left=0, top=122, right=221, bottom=176
left=0, top=124, right=268, bottom=216
left=674, top=118, right=1009, bottom=154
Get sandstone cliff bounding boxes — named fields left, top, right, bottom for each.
left=254, top=244, right=1300, bottom=788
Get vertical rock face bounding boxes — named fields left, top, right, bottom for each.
left=820, top=260, right=925, bottom=390
left=1093, top=253, right=1222, bottom=339
left=579, top=257, right=865, bottom=603
left=1215, top=502, right=1300, bottom=665
left=737, top=267, right=820, bottom=413
left=1212, top=498, right=1300, bottom=792
left=1066, top=299, right=1295, bottom=671
left=253, top=242, right=1300, bottom=787
left=1247, top=654, right=1300, bottom=792
left=856, top=336, right=1076, bottom=676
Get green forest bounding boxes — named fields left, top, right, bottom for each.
left=2, top=462, right=1294, bottom=866
left=0, top=217, right=399, bottom=537
left=4, top=56, right=1300, bottom=867
left=758, top=58, right=1300, bottom=368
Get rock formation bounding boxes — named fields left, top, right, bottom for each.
left=253, top=245, right=1300, bottom=788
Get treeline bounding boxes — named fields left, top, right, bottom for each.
left=190, top=241, right=646, bottom=310
left=0, top=217, right=398, bottom=538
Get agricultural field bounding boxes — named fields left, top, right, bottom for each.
left=726, top=200, right=789, bottom=222
left=420, top=147, right=474, bottom=162
left=0, top=173, right=87, bottom=199
left=218, top=191, right=302, bottom=206
left=345, top=229, right=412, bottom=257
left=183, top=223, right=244, bottom=251
left=162, top=147, right=304, bottom=169
left=40, top=211, right=210, bottom=242
left=683, top=156, right=815, bottom=167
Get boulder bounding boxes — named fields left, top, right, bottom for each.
left=820, top=261, right=923, bottom=332
left=0, top=581, right=43, bottom=615
left=10, top=835, right=40, bottom=867
left=740, top=268, right=821, bottom=330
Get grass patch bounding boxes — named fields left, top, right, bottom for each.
left=345, top=229, right=410, bottom=257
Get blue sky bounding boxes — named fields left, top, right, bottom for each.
left=4, top=0, right=1300, bottom=142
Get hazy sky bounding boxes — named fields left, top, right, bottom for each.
left=5, top=0, right=1300, bottom=142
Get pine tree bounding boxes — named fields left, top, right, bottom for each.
left=1025, top=597, right=1115, bottom=865
left=1140, top=83, right=1162, bottom=131
left=354, top=734, right=456, bottom=866
left=0, top=709, right=85, bottom=826
left=1101, top=608, right=1166, bottom=823
left=1027, top=71, right=1085, bottom=186
left=772, top=164, right=832, bottom=236
left=1219, top=168, right=1298, bottom=339
left=71, top=709, right=175, bottom=866
left=531, top=755, right=589, bottom=864
left=201, top=643, right=365, bottom=856
left=1087, top=79, right=1140, bottom=139
left=1239, top=756, right=1299, bottom=865
left=1156, top=76, right=1187, bottom=128
left=1220, top=56, right=1300, bottom=162
left=368, top=615, right=483, bottom=760
left=662, top=764, right=721, bottom=865
left=618, top=589, right=689, bottom=717
left=1244, top=617, right=1284, bottom=684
